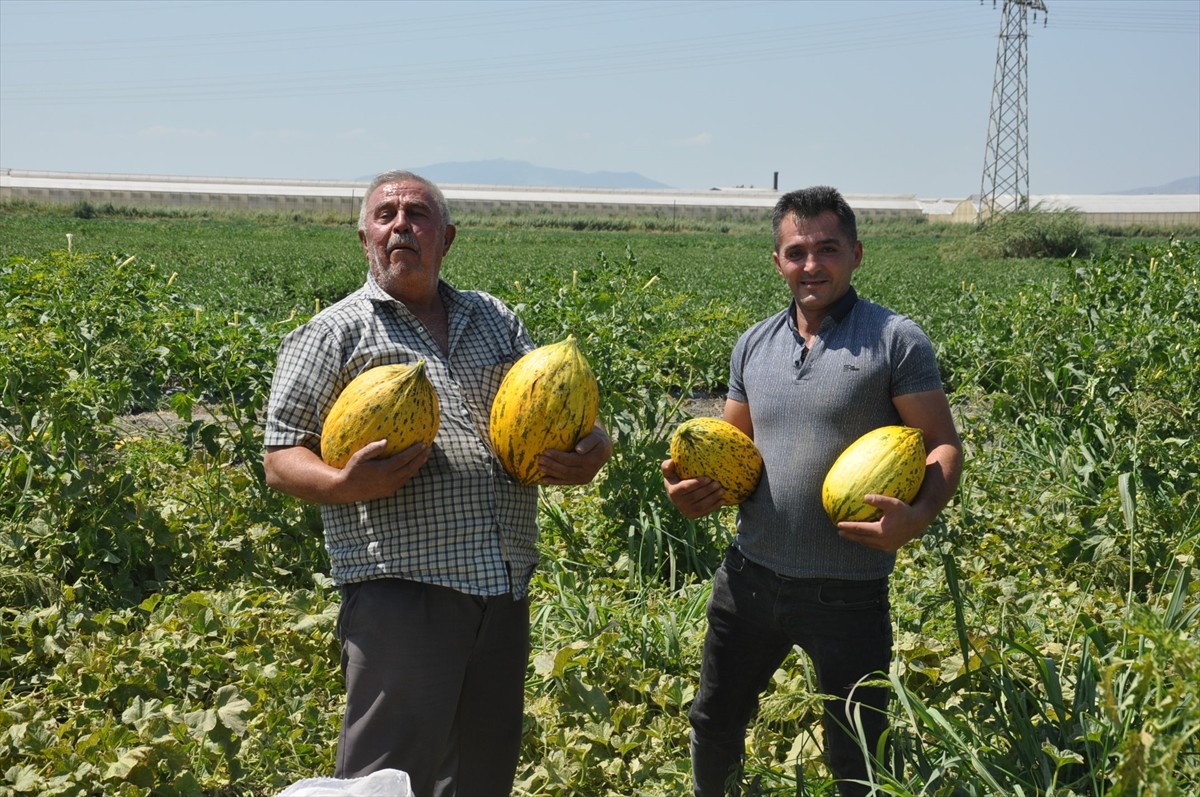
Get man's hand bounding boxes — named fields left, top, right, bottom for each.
left=661, top=459, right=726, bottom=519
left=835, top=493, right=927, bottom=553
left=338, top=440, right=432, bottom=502
left=538, top=425, right=613, bottom=485
left=264, top=440, right=431, bottom=505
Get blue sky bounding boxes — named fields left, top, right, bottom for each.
left=1, top=0, right=1197, bottom=197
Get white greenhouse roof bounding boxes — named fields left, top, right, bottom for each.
left=3, top=169, right=1197, bottom=218
left=1032, top=194, right=1200, bottom=214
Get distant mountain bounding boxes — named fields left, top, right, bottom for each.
left=407, top=159, right=671, bottom=190
left=1113, top=176, right=1200, bottom=195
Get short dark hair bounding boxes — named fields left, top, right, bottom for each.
left=771, top=186, right=857, bottom=251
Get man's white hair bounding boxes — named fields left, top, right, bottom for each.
left=357, top=170, right=453, bottom=232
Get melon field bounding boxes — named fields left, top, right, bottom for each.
left=1, top=203, right=1197, bottom=796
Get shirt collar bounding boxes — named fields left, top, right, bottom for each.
left=363, top=272, right=392, bottom=302
left=364, top=273, right=463, bottom=310
left=828, top=285, right=859, bottom=323
left=785, top=285, right=859, bottom=330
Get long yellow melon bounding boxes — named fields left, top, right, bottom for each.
left=669, top=417, right=763, bottom=504
left=320, top=360, right=441, bottom=469
left=489, top=336, right=599, bottom=485
left=822, top=425, right=926, bottom=523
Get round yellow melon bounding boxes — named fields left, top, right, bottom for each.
left=489, top=336, right=600, bottom=485
left=320, top=360, right=441, bottom=469
left=669, top=416, right=763, bottom=504
left=822, top=425, right=925, bottom=523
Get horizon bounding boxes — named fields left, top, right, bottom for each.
left=4, top=164, right=1198, bottom=200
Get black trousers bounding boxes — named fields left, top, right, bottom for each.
left=334, top=578, right=530, bottom=797
left=690, top=546, right=893, bottom=797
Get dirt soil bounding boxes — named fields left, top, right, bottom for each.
left=114, top=406, right=230, bottom=436
left=683, top=396, right=725, bottom=418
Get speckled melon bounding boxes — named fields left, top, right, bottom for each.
left=669, top=417, right=763, bottom=504
left=489, top=336, right=599, bottom=485
left=822, top=425, right=925, bottom=523
left=320, top=360, right=440, bottom=469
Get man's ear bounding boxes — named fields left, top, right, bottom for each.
left=443, top=224, right=457, bottom=255
left=358, top=228, right=368, bottom=252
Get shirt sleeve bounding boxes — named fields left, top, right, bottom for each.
left=889, top=316, right=944, bottom=398
left=727, top=328, right=751, bottom=404
left=264, top=318, right=345, bottom=452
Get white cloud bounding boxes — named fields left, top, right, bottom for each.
left=136, top=125, right=216, bottom=140
left=338, top=128, right=368, bottom=140
left=250, top=129, right=307, bottom=142
left=678, top=132, right=713, bottom=146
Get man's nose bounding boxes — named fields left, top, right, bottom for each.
left=386, top=208, right=413, bottom=232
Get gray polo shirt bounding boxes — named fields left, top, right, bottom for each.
left=265, top=275, right=539, bottom=597
left=728, top=287, right=944, bottom=580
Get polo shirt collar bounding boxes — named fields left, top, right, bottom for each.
left=786, top=285, right=859, bottom=330
left=829, top=285, right=859, bottom=323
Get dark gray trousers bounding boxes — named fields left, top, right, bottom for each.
left=334, top=578, right=530, bottom=797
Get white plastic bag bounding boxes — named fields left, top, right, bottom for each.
left=276, top=768, right=415, bottom=797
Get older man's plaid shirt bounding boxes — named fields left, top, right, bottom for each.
left=265, top=276, right=539, bottom=598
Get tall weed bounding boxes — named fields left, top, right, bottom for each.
left=514, top=247, right=749, bottom=584
left=877, top=555, right=1199, bottom=796
left=940, top=239, right=1199, bottom=594
left=967, top=205, right=1099, bottom=258
left=876, top=238, right=1200, bottom=795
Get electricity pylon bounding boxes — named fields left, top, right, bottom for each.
left=978, top=0, right=1047, bottom=223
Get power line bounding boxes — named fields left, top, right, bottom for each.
left=0, top=6, right=997, bottom=106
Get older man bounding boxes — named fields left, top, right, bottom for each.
left=264, top=170, right=611, bottom=795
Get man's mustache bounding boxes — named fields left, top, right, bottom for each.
left=388, top=233, right=419, bottom=253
